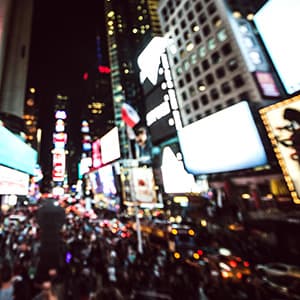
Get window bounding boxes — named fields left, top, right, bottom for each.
left=183, top=60, right=190, bottom=71
left=211, top=51, right=221, bottom=64
left=208, top=3, right=217, bottom=14
left=215, top=66, right=226, bottom=78
left=239, top=92, right=249, bottom=101
left=189, top=85, right=196, bottom=97
left=233, top=75, right=245, bottom=88
left=185, top=73, right=192, bottom=83
left=215, top=104, right=223, bottom=111
left=221, top=82, right=231, bottom=94
left=202, top=59, right=210, bottom=71
left=178, top=79, right=184, bottom=88
left=177, top=39, right=182, bottom=47
left=217, top=28, right=228, bottom=42
left=199, top=45, right=207, bottom=58
left=226, top=98, right=235, bottom=106
left=190, top=53, right=197, bottom=64
left=221, top=43, right=233, bottom=56
left=184, top=2, right=189, bottom=10
left=226, top=58, right=238, bottom=71
left=176, top=66, right=183, bottom=75
left=197, top=80, right=206, bottom=91
left=185, top=106, right=191, bottom=114
left=194, top=34, right=202, bottom=44
left=183, top=31, right=190, bottom=40
left=182, top=91, right=187, bottom=101
left=205, top=73, right=215, bottom=85
left=180, top=19, right=187, bottom=29
left=192, top=100, right=200, bottom=110
left=210, top=88, right=219, bottom=100
left=193, top=66, right=200, bottom=77
left=208, top=38, right=216, bottom=50
left=175, top=28, right=179, bottom=35
left=178, top=10, right=183, bottom=18
left=173, top=56, right=178, bottom=65
left=201, top=94, right=209, bottom=105
left=195, top=2, right=203, bottom=12
left=187, top=11, right=194, bottom=20
left=212, top=16, right=222, bottom=27
left=203, top=25, right=211, bottom=37
left=199, top=13, right=207, bottom=24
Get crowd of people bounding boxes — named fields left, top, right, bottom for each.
left=0, top=199, right=207, bottom=300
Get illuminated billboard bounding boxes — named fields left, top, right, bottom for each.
left=88, top=164, right=120, bottom=212
left=100, top=127, right=121, bottom=165
left=121, top=167, right=157, bottom=206
left=0, top=165, right=29, bottom=195
left=138, top=37, right=181, bottom=145
left=260, top=94, right=300, bottom=204
left=254, top=0, right=300, bottom=94
left=178, top=101, right=268, bottom=175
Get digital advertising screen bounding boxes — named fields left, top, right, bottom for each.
left=254, top=0, right=300, bottom=94
left=100, top=126, right=121, bottom=165
left=260, top=94, right=300, bottom=204
left=178, top=101, right=268, bottom=175
left=88, top=164, right=120, bottom=211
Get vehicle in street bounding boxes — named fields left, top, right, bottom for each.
left=255, top=262, right=300, bottom=299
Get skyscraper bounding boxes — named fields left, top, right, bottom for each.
left=104, top=0, right=161, bottom=159
left=157, top=0, right=282, bottom=127
left=0, top=0, right=34, bottom=135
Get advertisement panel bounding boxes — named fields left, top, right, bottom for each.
left=121, top=167, right=157, bottom=206
left=88, top=163, right=120, bottom=212
left=0, top=165, right=29, bottom=195
left=52, top=149, right=66, bottom=182
left=0, top=126, right=37, bottom=175
left=178, top=101, right=268, bottom=175
left=100, top=126, right=121, bottom=165
left=260, top=95, right=300, bottom=204
left=254, top=0, right=300, bottom=94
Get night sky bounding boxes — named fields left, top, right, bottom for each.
left=27, top=0, right=107, bottom=185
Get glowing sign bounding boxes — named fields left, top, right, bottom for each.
left=260, top=94, right=300, bottom=204
left=98, top=65, right=111, bottom=74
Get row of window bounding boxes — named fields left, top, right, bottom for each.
left=160, top=0, right=213, bottom=24
left=181, top=72, right=246, bottom=105
left=175, top=33, right=231, bottom=75
left=184, top=91, right=250, bottom=124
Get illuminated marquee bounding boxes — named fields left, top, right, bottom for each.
left=260, top=95, right=300, bottom=204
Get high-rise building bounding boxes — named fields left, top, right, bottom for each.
left=0, top=0, right=34, bottom=135
left=104, top=0, right=161, bottom=159
left=156, top=0, right=291, bottom=209
left=157, top=0, right=282, bottom=127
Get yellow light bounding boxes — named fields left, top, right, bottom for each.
left=174, top=252, right=181, bottom=259
left=247, top=13, right=254, bottom=21
left=241, top=193, right=251, bottom=199
left=171, top=229, right=178, bottom=235
left=186, top=43, right=194, bottom=52
left=132, top=28, right=138, bottom=34
left=29, top=88, right=35, bottom=93
left=188, top=229, right=195, bottom=236
left=138, top=15, right=143, bottom=21
left=200, top=219, right=207, bottom=227
left=107, top=11, right=115, bottom=18
left=233, top=11, right=242, bottom=18
left=193, top=25, right=200, bottom=32
left=193, top=253, right=200, bottom=260
left=198, top=85, right=206, bottom=91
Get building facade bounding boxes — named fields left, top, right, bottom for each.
left=104, top=0, right=161, bottom=159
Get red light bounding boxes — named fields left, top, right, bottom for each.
left=98, top=65, right=111, bottom=74
left=243, top=261, right=250, bottom=267
left=83, top=72, right=88, bottom=80
left=236, top=272, right=242, bottom=279
left=197, top=249, right=203, bottom=256
left=229, top=260, right=238, bottom=268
